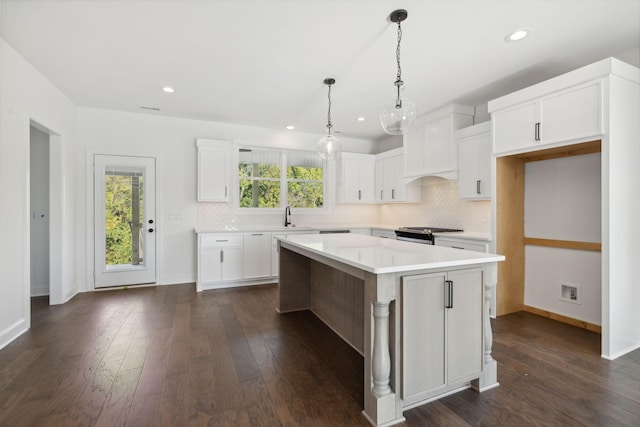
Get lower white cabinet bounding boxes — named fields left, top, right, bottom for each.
left=243, top=233, right=272, bottom=279
left=402, top=268, right=483, bottom=403
left=198, top=234, right=243, bottom=290
left=434, top=236, right=489, bottom=253
left=372, top=228, right=396, bottom=239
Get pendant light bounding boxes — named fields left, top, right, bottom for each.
left=317, top=78, right=342, bottom=160
left=380, top=9, right=416, bottom=135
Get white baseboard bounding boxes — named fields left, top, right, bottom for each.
left=30, top=283, right=50, bottom=297
left=0, top=318, right=28, bottom=351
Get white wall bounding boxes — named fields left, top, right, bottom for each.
left=30, top=126, right=49, bottom=296
left=76, top=107, right=378, bottom=288
left=0, top=39, right=78, bottom=350
left=523, top=153, right=602, bottom=324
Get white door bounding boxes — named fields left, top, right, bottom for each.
left=94, top=155, right=156, bottom=288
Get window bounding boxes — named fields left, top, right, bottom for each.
left=238, top=148, right=324, bottom=210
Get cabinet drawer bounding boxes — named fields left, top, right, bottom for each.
left=200, top=234, right=243, bottom=247
left=435, top=237, right=488, bottom=253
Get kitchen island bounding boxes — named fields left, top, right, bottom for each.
left=275, top=233, right=505, bottom=426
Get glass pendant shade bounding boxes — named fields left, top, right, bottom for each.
left=317, top=134, right=341, bottom=160
left=380, top=97, right=417, bottom=135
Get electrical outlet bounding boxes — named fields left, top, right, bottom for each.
left=559, top=282, right=581, bottom=305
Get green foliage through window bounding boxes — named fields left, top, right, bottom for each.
left=104, top=173, right=144, bottom=266
left=238, top=148, right=324, bottom=209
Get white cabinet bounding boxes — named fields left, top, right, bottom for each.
left=197, top=139, right=231, bottom=202
left=375, top=148, right=420, bottom=203
left=402, top=268, right=483, bottom=403
left=372, top=228, right=396, bottom=239
left=435, top=236, right=489, bottom=253
left=337, top=153, right=375, bottom=204
left=349, top=228, right=371, bottom=235
left=197, top=233, right=243, bottom=290
left=457, top=122, right=492, bottom=200
left=492, top=80, right=603, bottom=156
left=403, top=104, right=474, bottom=179
left=243, top=233, right=272, bottom=279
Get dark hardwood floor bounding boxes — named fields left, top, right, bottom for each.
left=0, top=283, right=638, bottom=426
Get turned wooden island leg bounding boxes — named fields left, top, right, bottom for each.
left=363, top=272, right=404, bottom=426
left=372, top=302, right=391, bottom=395
left=474, top=280, right=499, bottom=391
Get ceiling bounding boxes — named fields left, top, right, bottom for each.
left=2, top=0, right=639, bottom=142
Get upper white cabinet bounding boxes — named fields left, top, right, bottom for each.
left=375, top=148, right=421, bottom=203
left=337, top=152, right=375, bottom=204
left=457, top=122, right=492, bottom=200
left=403, top=104, right=474, bottom=180
left=491, top=80, right=604, bottom=156
left=197, top=138, right=231, bottom=202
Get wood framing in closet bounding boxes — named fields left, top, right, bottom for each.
left=495, top=140, right=602, bottom=332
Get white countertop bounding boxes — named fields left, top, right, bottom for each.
left=195, top=224, right=398, bottom=234
left=276, top=233, right=504, bottom=275
left=432, top=231, right=491, bottom=241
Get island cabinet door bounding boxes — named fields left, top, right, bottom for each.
left=402, top=273, right=447, bottom=400
left=401, top=268, right=484, bottom=403
left=446, top=268, right=483, bottom=384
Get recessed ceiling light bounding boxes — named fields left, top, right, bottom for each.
left=285, top=125, right=295, bottom=130
left=162, top=86, right=175, bottom=93
left=356, top=117, right=366, bottom=122
left=505, top=28, right=532, bottom=43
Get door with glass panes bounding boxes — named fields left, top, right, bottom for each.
left=94, top=155, right=156, bottom=288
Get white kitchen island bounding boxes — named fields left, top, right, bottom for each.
left=275, top=233, right=505, bottom=426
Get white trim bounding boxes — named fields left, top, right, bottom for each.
left=0, top=319, right=28, bottom=351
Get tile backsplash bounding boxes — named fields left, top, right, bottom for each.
left=378, top=178, right=491, bottom=233
left=198, top=178, right=490, bottom=233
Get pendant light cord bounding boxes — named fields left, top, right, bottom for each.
left=395, top=20, right=403, bottom=106
left=326, top=83, right=333, bottom=135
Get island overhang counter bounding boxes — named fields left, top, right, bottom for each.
left=275, top=233, right=505, bottom=427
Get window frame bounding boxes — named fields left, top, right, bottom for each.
left=233, top=145, right=330, bottom=215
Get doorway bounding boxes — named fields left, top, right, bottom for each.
left=94, top=154, right=156, bottom=288
left=30, top=126, right=50, bottom=297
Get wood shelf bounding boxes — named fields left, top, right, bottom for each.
left=523, top=237, right=601, bottom=252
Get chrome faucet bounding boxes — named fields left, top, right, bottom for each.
left=284, top=205, right=292, bottom=227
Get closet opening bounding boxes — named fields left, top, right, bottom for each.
left=496, top=139, right=602, bottom=333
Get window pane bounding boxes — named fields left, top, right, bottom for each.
left=288, top=182, right=324, bottom=208
left=238, top=162, right=281, bottom=178
left=239, top=179, right=281, bottom=208
left=104, top=172, right=144, bottom=266
left=286, top=165, right=323, bottom=180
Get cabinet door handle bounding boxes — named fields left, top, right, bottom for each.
left=391, top=189, right=395, bottom=200
left=225, top=185, right=228, bottom=197
left=476, top=180, right=481, bottom=194
left=534, top=122, right=541, bottom=141
left=445, top=280, right=454, bottom=309
left=380, top=190, right=383, bottom=200
left=216, top=239, right=228, bottom=242
left=251, top=233, right=263, bottom=236
left=452, top=246, right=464, bottom=250
left=358, top=190, right=361, bottom=200
left=220, top=249, right=224, bottom=263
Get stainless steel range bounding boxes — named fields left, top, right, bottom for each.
left=395, top=226, right=463, bottom=245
